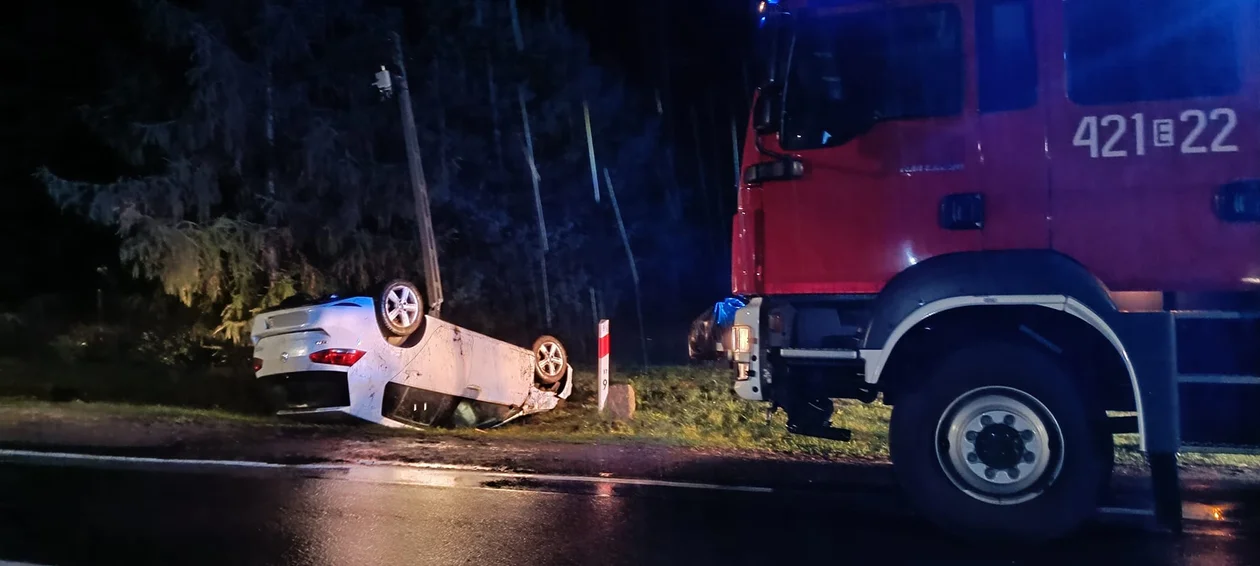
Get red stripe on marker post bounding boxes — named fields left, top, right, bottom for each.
left=598, top=319, right=610, bottom=413
left=598, top=328, right=611, bottom=359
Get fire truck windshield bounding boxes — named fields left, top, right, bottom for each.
left=779, top=4, right=963, bottom=150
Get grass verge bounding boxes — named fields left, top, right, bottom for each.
left=0, top=397, right=277, bottom=426
left=482, top=366, right=892, bottom=460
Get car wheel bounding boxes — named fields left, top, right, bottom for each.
left=377, top=279, right=425, bottom=337
left=889, top=341, right=1112, bottom=543
left=532, top=335, right=568, bottom=386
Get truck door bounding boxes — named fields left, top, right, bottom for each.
left=974, top=0, right=1050, bottom=249
left=1043, top=0, right=1260, bottom=291
left=761, top=3, right=981, bottom=295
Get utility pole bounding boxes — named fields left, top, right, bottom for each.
left=379, top=31, right=444, bottom=317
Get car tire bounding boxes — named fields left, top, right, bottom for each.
left=376, top=279, right=425, bottom=337
left=532, top=335, right=568, bottom=386
left=889, top=340, right=1113, bottom=543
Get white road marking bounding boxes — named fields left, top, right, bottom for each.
left=349, top=459, right=497, bottom=472
left=0, top=449, right=773, bottom=494
left=0, top=449, right=296, bottom=469
left=1098, top=507, right=1154, bottom=516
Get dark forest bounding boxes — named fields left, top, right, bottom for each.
left=2, top=0, right=756, bottom=368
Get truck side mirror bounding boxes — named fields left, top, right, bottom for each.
left=754, top=9, right=789, bottom=82
left=753, top=83, right=782, bottom=135
left=752, top=4, right=789, bottom=136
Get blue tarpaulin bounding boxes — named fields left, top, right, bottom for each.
left=712, top=297, right=746, bottom=329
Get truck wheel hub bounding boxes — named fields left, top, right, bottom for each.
left=936, top=387, right=1064, bottom=505
left=973, top=422, right=1026, bottom=470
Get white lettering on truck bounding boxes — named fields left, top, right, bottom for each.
left=1072, top=108, right=1239, bottom=158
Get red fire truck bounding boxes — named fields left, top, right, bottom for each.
left=731, top=0, right=1260, bottom=541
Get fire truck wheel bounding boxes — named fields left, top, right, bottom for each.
left=376, top=279, right=425, bottom=337
left=889, top=341, right=1112, bottom=542
left=533, top=335, right=568, bottom=386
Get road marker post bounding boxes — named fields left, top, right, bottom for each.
left=598, top=319, right=610, bottom=413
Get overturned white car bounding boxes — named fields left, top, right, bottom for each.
left=250, top=279, right=572, bottom=428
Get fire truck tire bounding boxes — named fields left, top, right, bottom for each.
left=889, top=341, right=1112, bottom=542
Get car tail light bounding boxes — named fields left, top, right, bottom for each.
left=252, top=358, right=264, bottom=372
left=309, top=349, right=367, bottom=367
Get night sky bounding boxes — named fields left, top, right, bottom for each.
left=1, top=0, right=755, bottom=305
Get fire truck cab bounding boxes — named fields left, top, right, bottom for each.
left=732, top=0, right=1260, bottom=541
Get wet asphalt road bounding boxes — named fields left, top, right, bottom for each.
left=0, top=458, right=1257, bottom=566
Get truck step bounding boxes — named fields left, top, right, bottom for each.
left=779, top=348, right=858, bottom=361
left=787, top=425, right=852, bottom=442
left=1097, top=506, right=1154, bottom=517
left=1178, top=374, right=1260, bottom=385
left=1171, top=310, right=1260, bottom=320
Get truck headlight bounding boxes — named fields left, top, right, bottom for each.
left=732, top=325, right=753, bottom=354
